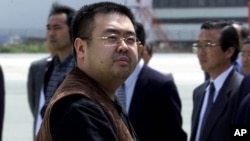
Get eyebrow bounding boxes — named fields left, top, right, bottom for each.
left=102, top=28, right=136, bottom=36
left=196, top=40, right=214, bottom=43
left=46, top=24, right=64, bottom=28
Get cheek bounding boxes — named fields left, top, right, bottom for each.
left=245, top=58, right=250, bottom=63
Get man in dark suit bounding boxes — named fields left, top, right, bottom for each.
left=0, top=65, right=4, bottom=141
left=204, top=21, right=248, bottom=81
left=116, top=22, right=187, bottom=141
left=190, top=21, right=243, bottom=141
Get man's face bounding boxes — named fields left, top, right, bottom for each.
left=46, top=13, right=71, bottom=51
left=77, top=13, right=142, bottom=83
left=196, top=29, right=229, bottom=75
left=241, top=43, right=250, bottom=74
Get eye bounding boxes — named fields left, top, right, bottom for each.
left=204, top=42, right=212, bottom=47
left=126, top=36, right=136, bottom=45
left=106, top=35, right=118, bottom=43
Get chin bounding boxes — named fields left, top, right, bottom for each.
left=200, top=65, right=207, bottom=72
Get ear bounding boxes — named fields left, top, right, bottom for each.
left=137, top=44, right=144, bottom=59
left=74, top=38, right=86, bottom=59
left=226, top=46, right=235, bottom=58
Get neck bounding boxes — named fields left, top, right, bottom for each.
left=57, top=46, right=72, bottom=61
left=209, top=63, right=231, bottom=79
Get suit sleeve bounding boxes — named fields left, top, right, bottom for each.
left=0, top=66, right=5, bottom=141
left=160, top=80, right=187, bottom=141
left=27, top=63, right=36, bottom=117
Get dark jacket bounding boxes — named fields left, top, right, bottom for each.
left=0, top=66, right=5, bottom=141
left=27, top=56, right=52, bottom=137
left=190, top=70, right=243, bottom=141
left=129, top=64, right=187, bottom=141
left=36, top=67, right=138, bottom=141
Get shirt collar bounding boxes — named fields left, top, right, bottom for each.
left=124, top=59, right=144, bottom=87
left=210, top=65, right=234, bottom=92
left=53, top=52, right=73, bottom=66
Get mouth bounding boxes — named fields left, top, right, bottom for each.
left=115, top=56, right=129, bottom=65
left=199, top=59, right=207, bottom=64
left=49, top=39, right=56, bottom=43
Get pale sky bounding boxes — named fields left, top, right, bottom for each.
left=0, top=0, right=125, bottom=29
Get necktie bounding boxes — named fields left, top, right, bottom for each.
left=201, top=82, right=215, bottom=131
left=116, top=83, right=126, bottom=109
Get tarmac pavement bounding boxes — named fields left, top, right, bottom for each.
left=0, top=53, right=204, bottom=141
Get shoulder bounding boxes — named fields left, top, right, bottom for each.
left=193, top=82, right=207, bottom=95
left=242, top=74, right=250, bottom=84
left=50, top=94, right=109, bottom=130
left=50, top=94, right=117, bottom=140
left=30, top=56, right=50, bottom=68
left=52, top=94, right=104, bottom=116
left=141, top=65, right=173, bottom=82
left=236, top=94, right=250, bottom=124
left=230, top=70, right=243, bottom=84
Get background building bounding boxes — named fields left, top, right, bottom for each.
left=130, top=0, right=249, bottom=50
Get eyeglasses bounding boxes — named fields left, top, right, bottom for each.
left=192, top=42, right=219, bottom=53
left=81, top=34, right=141, bottom=47
left=240, top=51, right=250, bottom=57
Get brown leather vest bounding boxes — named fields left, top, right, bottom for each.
left=36, top=67, right=133, bottom=141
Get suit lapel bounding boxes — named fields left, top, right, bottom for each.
left=128, top=65, right=148, bottom=120
left=201, top=70, right=242, bottom=140
left=190, top=81, right=208, bottom=141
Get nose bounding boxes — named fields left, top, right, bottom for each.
left=117, top=39, right=129, bottom=52
left=47, top=29, right=55, bottom=37
left=242, top=56, right=247, bottom=62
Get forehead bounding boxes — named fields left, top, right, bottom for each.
left=198, top=29, right=221, bottom=42
left=47, top=13, right=67, bottom=26
left=92, top=13, right=135, bottom=34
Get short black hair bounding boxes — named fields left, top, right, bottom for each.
left=135, top=22, right=146, bottom=46
left=220, top=25, right=239, bottom=62
left=200, top=21, right=230, bottom=30
left=49, top=2, right=76, bottom=41
left=145, top=42, right=154, bottom=55
left=71, top=1, right=136, bottom=62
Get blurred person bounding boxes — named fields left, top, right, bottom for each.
left=234, top=74, right=250, bottom=126
left=28, top=3, right=76, bottom=139
left=116, top=21, right=187, bottom=141
left=36, top=1, right=142, bottom=141
left=40, top=2, right=76, bottom=115
left=27, top=41, right=56, bottom=139
left=232, top=39, right=250, bottom=122
left=232, top=22, right=248, bottom=73
left=0, top=65, right=4, bottom=141
left=142, top=42, right=154, bottom=64
left=240, top=37, right=250, bottom=75
left=235, top=92, right=250, bottom=127
left=190, top=21, right=243, bottom=141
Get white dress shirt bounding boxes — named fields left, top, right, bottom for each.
left=35, top=86, right=45, bottom=136
left=123, top=59, right=144, bottom=112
